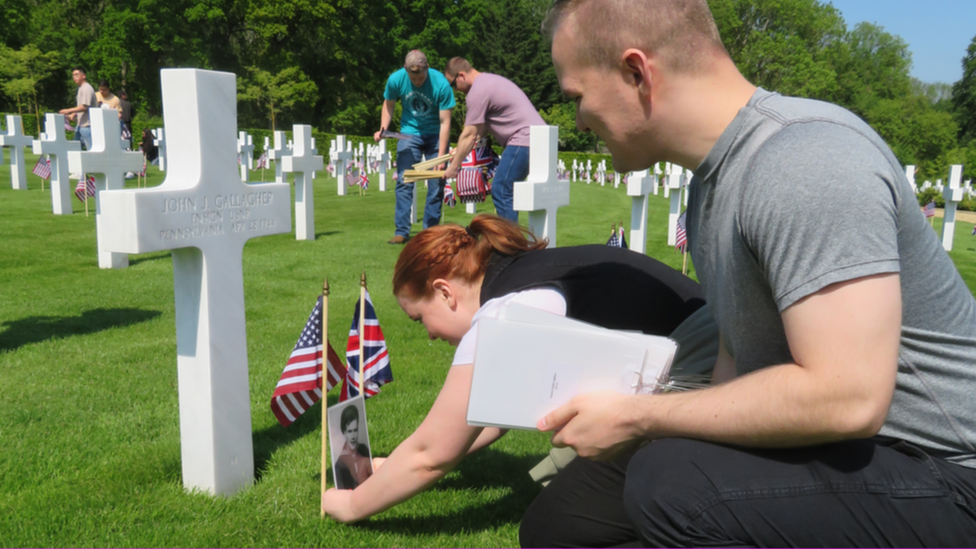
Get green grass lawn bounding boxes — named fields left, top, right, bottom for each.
left=1, top=152, right=973, bottom=547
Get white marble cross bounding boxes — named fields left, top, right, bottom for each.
left=377, top=139, right=390, bottom=192
left=666, top=166, right=684, bottom=246
left=153, top=127, right=167, bottom=171
left=67, top=109, right=144, bottom=269
left=33, top=113, right=81, bottom=214
left=684, top=168, right=692, bottom=206
left=585, top=159, right=592, bottom=184
left=514, top=125, right=569, bottom=248
left=627, top=169, right=654, bottom=253
left=267, top=131, right=291, bottom=184
left=237, top=131, right=254, bottom=182
left=335, top=135, right=352, bottom=196
left=941, top=164, right=964, bottom=252
left=99, top=68, right=291, bottom=496
left=662, top=163, right=672, bottom=198
left=0, top=115, right=34, bottom=190
left=905, top=164, right=917, bottom=194
left=572, top=159, right=578, bottom=182
left=281, top=124, right=323, bottom=241
left=310, top=137, right=318, bottom=180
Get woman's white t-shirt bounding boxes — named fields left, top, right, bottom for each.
left=451, top=288, right=567, bottom=366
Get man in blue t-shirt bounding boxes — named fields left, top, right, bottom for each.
left=374, top=50, right=456, bottom=244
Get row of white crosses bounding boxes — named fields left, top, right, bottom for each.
left=0, top=115, right=34, bottom=190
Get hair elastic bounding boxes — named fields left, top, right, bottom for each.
left=465, top=225, right=477, bottom=239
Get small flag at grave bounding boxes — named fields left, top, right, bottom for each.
left=675, top=211, right=688, bottom=252
left=256, top=152, right=269, bottom=169
left=971, top=225, right=975, bottom=236
left=618, top=224, right=628, bottom=249
left=271, top=296, right=347, bottom=427
left=339, top=290, right=392, bottom=401
left=923, top=201, right=936, bottom=218
left=74, top=175, right=96, bottom=202
left=606, top=224, right=620, bottom=247
left=32, top=155, right=52, bottom=180
left=359, top=171, right=369, bottom=190
left=444, top=182, right=456, bottom=208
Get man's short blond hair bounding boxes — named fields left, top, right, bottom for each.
left=445, top=57, right=474, bottom=78
left=404, top=50, right=429, bottom=73
left=542, top=0, right=727, bottom=73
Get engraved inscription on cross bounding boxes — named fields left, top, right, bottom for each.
left=627, top=169, right=653, bottom=254
left=335, top=135, right=353, bottom=196
left=68, top=109, right=144, bottom=269
left=281, top=124, right=324, bottom=241
left=33, top=113, right=82, bottom=214
left=941, top=164, right=964, bottom=252
left=99, top=68, right=292, bottom=496
left=237, top=131, right=254, bottom=182
left=0, top=115, right=34, bottom=190
left=513, top=125, right=570, bottom=248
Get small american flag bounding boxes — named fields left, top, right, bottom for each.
left=255, top=153, right=269, bottom=169
left=923, top=201, right=936, bottom=218
left=606, top=226, right=620, bottom=247
left=339, top=290, right=393, bottom=401
left=74, top=175, right=96, bottom=202
left=270, top=296, right=347, bottom=427
left=618, top=225, right=628, bottom=249
left=32, top=155, right=51, bottom=180
left=675, top=211, right=688, bottom=252
left=444, top=182, right=456, bottom=207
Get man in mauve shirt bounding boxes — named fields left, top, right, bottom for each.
left=443, top=57, right=545, bottom=222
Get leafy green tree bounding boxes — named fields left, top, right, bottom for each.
left=540, top=102, right=598, bottom=152
left=952, top=34, right=976, bottom=144
left=0, top=45, right=61, bottom=134
left=238, top=66, right=318, bottom=130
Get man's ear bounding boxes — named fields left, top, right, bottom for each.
left=431, top=278, right=457, bottom=309
left=622, top=48, right=652, bottom=106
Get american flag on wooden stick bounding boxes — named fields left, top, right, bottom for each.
left=32, top=155, right=51, bottom=180
left=923, top=201, right=936, bottom=218
left=675, top=211, right=688, bottom=252
left=271, top=296, right=347, bottom=427
left=74, top=175, right=96, bottom=202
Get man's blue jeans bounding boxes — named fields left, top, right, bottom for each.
left=491, top=145, right=531, bottom=222
left=395, top=134, right=444, bottom=237
left=74, top=125, right=92, bottom=151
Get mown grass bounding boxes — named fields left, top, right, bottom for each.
left=1, top=151, right=972, bottom=547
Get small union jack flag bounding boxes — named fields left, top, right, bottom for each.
left=340, top=290, right=393, bottom=401
left=359, top=172, right=369, bottom=189
left=32, top=155, right=51, bottom=180
left=444, top=182, right=456, bottom=208
left=270, top=296, right=347, bottom=427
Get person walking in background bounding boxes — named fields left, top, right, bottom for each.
left=374, top=50, right=455, bottom=244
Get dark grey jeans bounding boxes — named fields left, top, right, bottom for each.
left=521, top=438, right=976, bottom=547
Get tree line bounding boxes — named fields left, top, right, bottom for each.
left=2, top=0, right=975, bottom=180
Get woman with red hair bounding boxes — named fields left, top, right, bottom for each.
left=321, top=214, right=708, bottom=542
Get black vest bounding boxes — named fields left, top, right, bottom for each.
left=480, top=245, right=706, bottom=336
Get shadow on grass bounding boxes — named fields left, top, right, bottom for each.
left=359, top=449, right=545, bottom=535
left=0, top=308, right=162, bottom=352
left=315, top=231, right=344, bottom=238
left=128, top=251, right=173, bottom=267
left=252, top=407, right=322, bottom=481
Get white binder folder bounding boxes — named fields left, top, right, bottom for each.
left=467, top=305, right=678, bottom=430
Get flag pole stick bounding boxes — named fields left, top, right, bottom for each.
left=359, top=271, right=367, bottom=397
left=84, top=175, right=90, bottom=217
left=321, top=277, right=330, bottom=517
left=682, top=248, right=689, bottom=276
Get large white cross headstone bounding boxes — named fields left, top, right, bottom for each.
left=0, top=115, right=34, bottom=190
left=571, top=159, right=578, bottom=182
left=627, top=169, right=654, bottom=254
left=335, top=135, right=352, bottom=196
left=281, top=124, right=323, bottom=241
left=684, top=168, right=692, bottom=206
left=237, top=131, right=254, bottom=182
left=67, top=109, right=144, bottom=269
left=653, top=164, right=662, bottom=195
left=666, top=166, right=683, bottom=246
left=310, top=137, right=318, bottom=180
left=585, top=159, right=592, bottom=184
left=33, top=113, right=81, bottom=214
left=153, top=127, right=167, bottom=171
left=328, top=139, right=337, bottom=175
left=99, top=68, right=291, bottom=496
left=905, top=165, right=917, bottom=194
left=514, top=125, right=569, bottom=248
left=941, top=164, right=964, bottom=251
